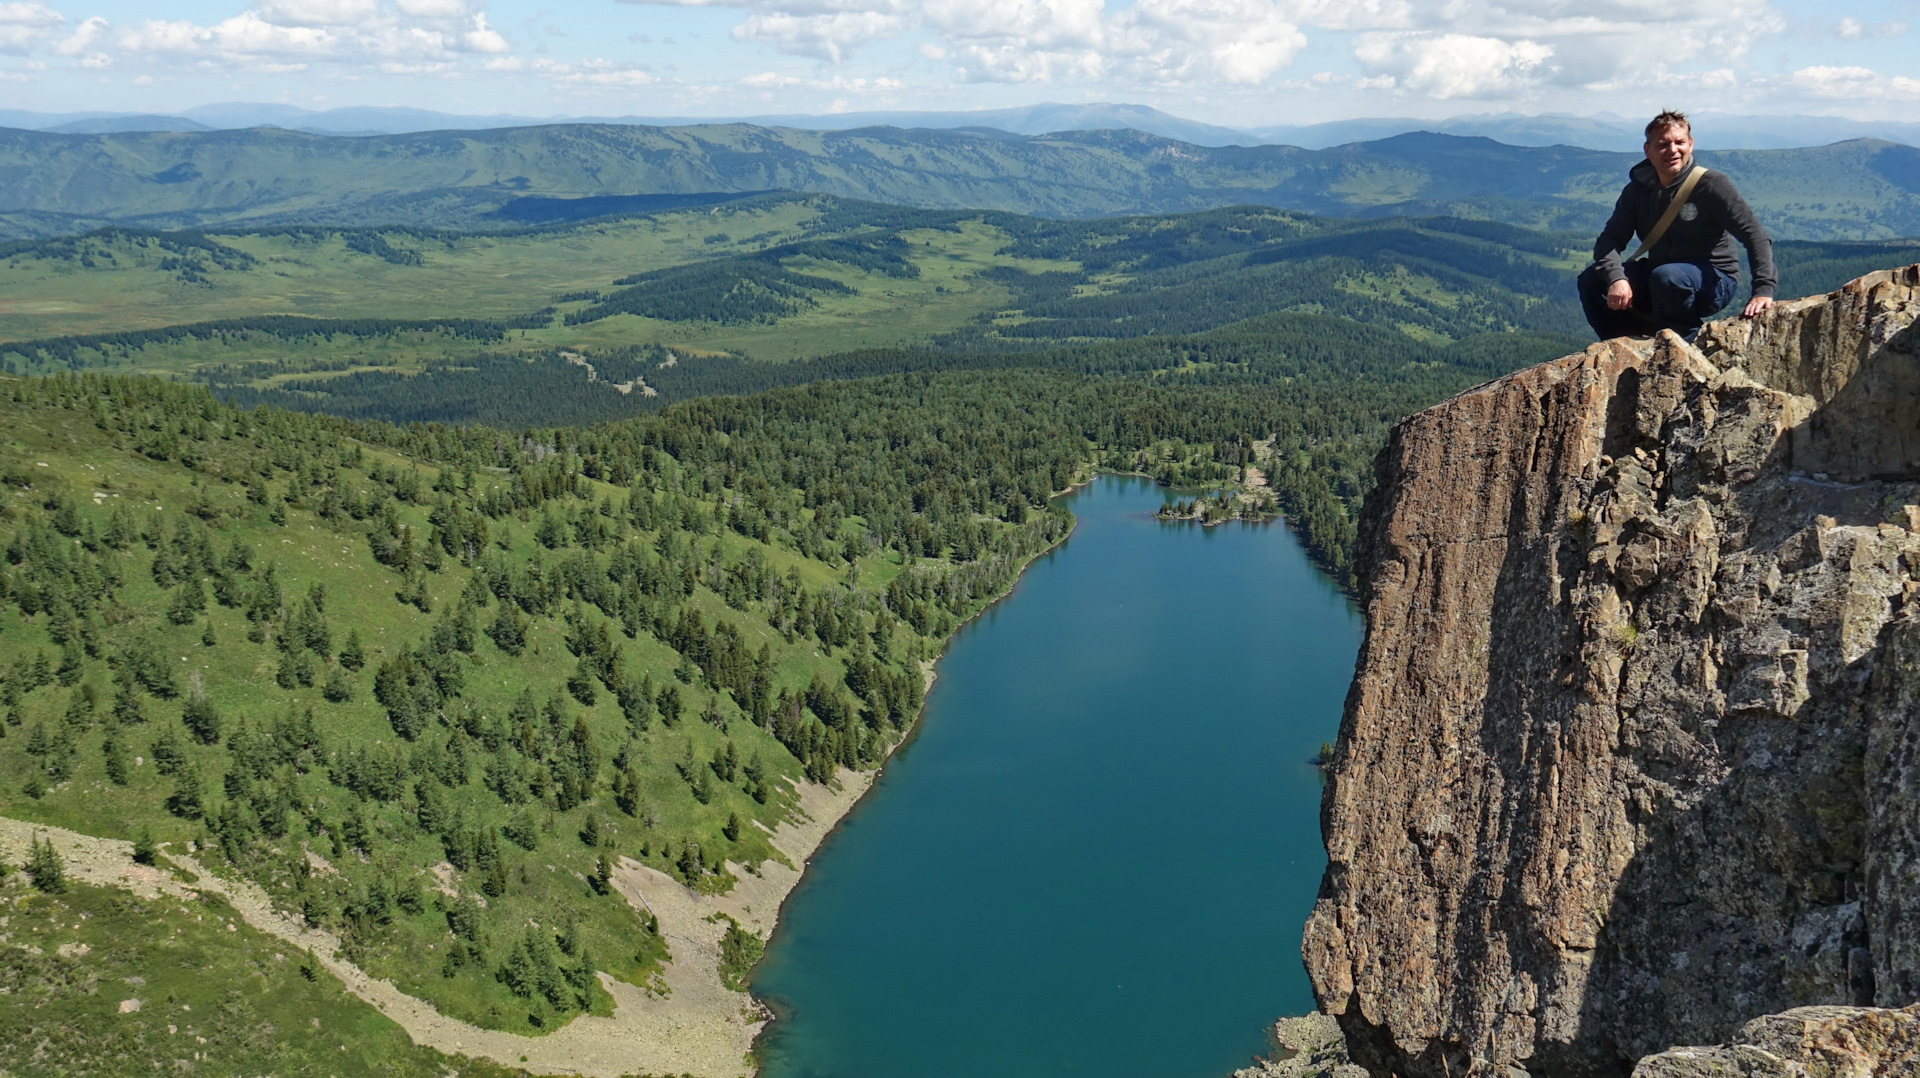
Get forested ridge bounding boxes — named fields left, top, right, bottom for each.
left=4, top=124, right=1920, bottom=239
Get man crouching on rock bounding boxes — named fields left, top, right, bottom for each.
left=1578, top=109, right=1775, bottom=342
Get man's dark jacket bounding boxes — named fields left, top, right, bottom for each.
left=1592, top=158, right=1776, bottom=299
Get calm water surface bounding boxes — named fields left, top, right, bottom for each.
left=752, top=474, right=1361, bottom=1078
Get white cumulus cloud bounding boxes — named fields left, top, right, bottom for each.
left=120, top=13, right=339, bottom=59
left=0, top=1, right=61, bottom=55
left=636, top=0, right=1306, bottom=85
left=394, top=0, right=469, bottom=15
left=1782, top=64, right=1920, bottom=102
left=254, top=0, right=381, bottom=28
left=97, top=1, right=516, bottom=73
left=463, top=13, right=508, bottom=52
left=1354, top=32, right=1552, bottom=98
left=535, top=55, right=655, bottom=86
left=615, top=0, right=1785, bottom=98
left=733, top=10, right=904, bottom=62
left=53, top=14, right=104, bottom=56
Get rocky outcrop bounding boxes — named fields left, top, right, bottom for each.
left=1631, top=1004, right=1918, bottom=1077
left=1234, top=1014, right=1368, bottom=1078
left=1302, top=266, right=1920, bottom=1077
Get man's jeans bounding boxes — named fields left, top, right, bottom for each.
left=1577, top=260, right=1738, bottom=342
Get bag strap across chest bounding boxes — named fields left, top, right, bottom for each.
left=1626, top=164, right=1709, bottom=262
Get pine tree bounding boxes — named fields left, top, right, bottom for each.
left=26, top=836, right=65, bottom=893
left=322, top=665, right=354, bottom=703
left=56, top=638, right=84, bottom=686
left=567, top=657, right=597, bottom=706
left=181, top=689, right=221, bottom=744
left=149, top=725, right=187, bottom=774
left=487, top=604, right=526, bottom=656
left=103, top=726, right=130, bottom=785
left=590, top=853, right=613, bottom=896
left=275, top=649, right=300, bottom=690
left=111, top=676, right=147, bottom=725
left=165, top=760, right=203, bottom=820
left=131, top=826, right=158, bottom=865
left=166, top=578, right=205, bottom=625
left=339, top=630, right=366, bottom=671
left=614, top=767, right=641, bottom=817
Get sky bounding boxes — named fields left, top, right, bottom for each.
left=1, top=0, right=1917, bottom=126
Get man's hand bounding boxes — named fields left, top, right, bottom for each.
left=1605, top=279, right=1633, bottom=311
left=1742, top=296, right=1774, bottom=318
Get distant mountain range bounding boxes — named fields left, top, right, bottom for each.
left=1251, top=113, right=1920, bottom=151
left=0, top=124, right=1915, bottom=242
left=3, top=103, right=1917, bottom=152
left=0, top=102, right=1248, bottom=146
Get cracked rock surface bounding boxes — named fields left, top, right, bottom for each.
left=1631, top=1004, right=1919, bottom=1077
left=1302, top=266, right=1920, bottom=1078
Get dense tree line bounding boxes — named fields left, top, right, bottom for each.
left=0, top=227, right=257, bottom=273
left=0, top=312, right=557, bottom=371
left=566, top=233, right=922, bottom=326
left=204, top=312, right=1582, bottom=579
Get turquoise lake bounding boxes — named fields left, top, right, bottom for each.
left=752, top=474, right=1363, bottom=1078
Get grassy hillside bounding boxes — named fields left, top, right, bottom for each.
left=0, top=200, right=1596, bottom=387
left=0, top=370, right=1102, bottom=1035
left=3, top=196, right=1906, bottom=430
left=0, top=199, right=1055, bottom=351
left=0, top=876, right=529, bottom=1076
left=1, top=124, right=1916, bottom=240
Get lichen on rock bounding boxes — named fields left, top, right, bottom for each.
left=1302, top=266, right=1920, bottom=1077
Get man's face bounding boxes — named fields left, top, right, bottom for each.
left=1644, top=124, right=1694, bottom=183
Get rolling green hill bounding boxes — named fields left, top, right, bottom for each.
left=1, top=124, right=1917, bottom=240
left=0, top=199, right=1596, bottom=374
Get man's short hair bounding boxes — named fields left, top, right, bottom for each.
left=1645, top=110, right=1691, bottom=141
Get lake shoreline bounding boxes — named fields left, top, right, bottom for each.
left=735, top=470, right=1094, bottom=1071
left=743, top=472, right=1356, bottom=1077
left=0, top=474, right=1093, bottom=1078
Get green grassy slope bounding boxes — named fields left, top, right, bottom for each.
left=0, top=878, right=529, bottom=1077
left=0, top=199, right=1055, bottom=349
left=9, top=197, right=1902, bottom=382
left=0, top=201, right=1595, bottom=387
left=1, top=124, right=1916, bottom=240
left=0, top=371, right=1094, bottom=1035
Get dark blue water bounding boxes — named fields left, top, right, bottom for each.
left=752, top=474, right=1362, bottom=1078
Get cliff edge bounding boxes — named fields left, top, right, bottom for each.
left=1303, top=265, right=1920, bottom=1077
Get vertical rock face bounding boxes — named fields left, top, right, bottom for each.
left=1302, top=266, right=1920, bottom=1077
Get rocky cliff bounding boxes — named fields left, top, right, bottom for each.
left=1302, top=265, right=1920, bottom=1077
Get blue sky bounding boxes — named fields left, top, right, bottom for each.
left=2, top=0, right=1916, bottom=125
